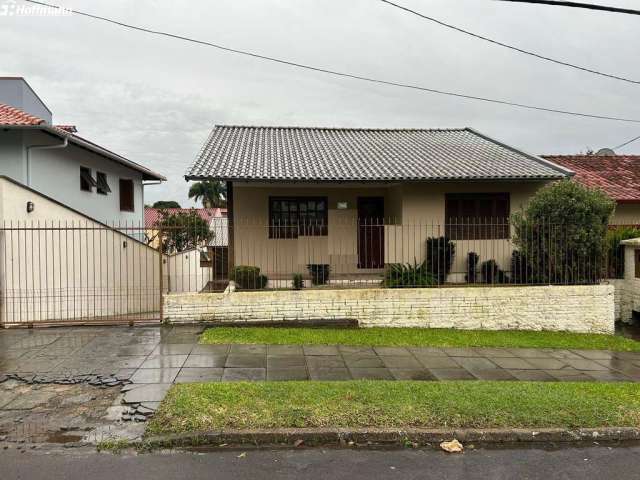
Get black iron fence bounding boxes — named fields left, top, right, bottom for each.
left=0, top=217, right=632, bottom=325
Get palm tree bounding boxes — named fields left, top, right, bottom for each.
left=188, top=181, right=227, bottom=208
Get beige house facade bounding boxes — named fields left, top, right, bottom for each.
left=187, top=126, right=573, bottom=286
left=231, top=180, right=549, bottom=283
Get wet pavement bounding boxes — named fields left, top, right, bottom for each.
left=2, top=325, right=640, bottom=410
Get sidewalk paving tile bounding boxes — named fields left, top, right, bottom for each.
left=308, top=367, right=351, bottom=381
left=175, top=368, right=224, bottom=383
left=225, top=355, right=267, bottom=368
left=303, top=345, right=340, bottom=356
left=267, top=356, right=307, bottom=368
left=266, top=367, right=309, bottom=381
left=184, top=355, right=228, bottom=368
left=267, top=345, right=304, bottom=356
left=191, top=344, right=230, bottom=355
left=222, top=368, right=266, bottom=382
left=379, top=356, right=423, bottom=369
left=415, top=356, right=460, bottom=369
left=130, top=368, right=181, bottom=384
left=140, top=355, right=188, bottom=369
left=429, top=368, right=476, bottom=380
left=389, top=369, right=437, bottom=381
left=490, top=357, right=537, bottom=370
left=349, top=367, right=394, bottom=380
left=453, top=357, right=498, bottom=370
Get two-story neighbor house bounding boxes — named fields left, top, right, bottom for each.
left=0, top=77, right=165, bottom=226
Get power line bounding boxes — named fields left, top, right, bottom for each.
left=21, top=0, right=640, bottom=124
left=614, top=133, right=640, bottom=150
left=381, top=0, right=639, bottom=85
left=496, top=0, right=640, bottom=16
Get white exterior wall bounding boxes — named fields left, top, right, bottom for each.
left=164, top=285, right=615, bottom=334
left=0, top=177, right=160, bottom=325
left=0, top=130, right=145, bottom=227
left=164, top=249, right=213, bottom=294
left=614, top=240, right=640, bottom=323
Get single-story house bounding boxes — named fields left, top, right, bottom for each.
left=542, top=153, right=640, bottom=225
left=186, top=125, right=573, bottom=284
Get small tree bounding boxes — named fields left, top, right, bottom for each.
left=425, top=236, right=455, bottom=284
left=152, top=200, right=181, bottom=209
left=512, top=181, right=615, bottom=284
left=155, top=210, right=213, bottom=253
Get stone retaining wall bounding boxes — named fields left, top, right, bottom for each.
left=164, top=284, right=615, bottom=334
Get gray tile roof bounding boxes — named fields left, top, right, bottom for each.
left=186, top=126, right=572, bottom=182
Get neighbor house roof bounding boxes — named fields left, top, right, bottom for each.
left=186, top=126, right=572, bottom=182
left=144, top=207, right=227, bottom=228
left=0, top=103, right=165, bottom=181
left=542, top=155, right=640, bottom=203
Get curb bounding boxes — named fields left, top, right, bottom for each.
left=139, top=427, right=640, bottom=450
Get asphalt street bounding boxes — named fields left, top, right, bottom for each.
left=3, top=445, right=640, bottom=480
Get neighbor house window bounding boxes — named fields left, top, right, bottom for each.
left=80, top=166, right=96, bottom=192
left=445, top=193, right=510, bottom=240
left=119, top=179, right=134, bottom=212
left=96, top=172, right=111, bottom=195
left=269, top=197, right=328, bottom=238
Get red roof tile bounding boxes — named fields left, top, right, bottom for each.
left=542, top=155, right=640, bottom=203
left=0, top=103, right=46, bottom=126
left=144, top=207, right=227, bottom=228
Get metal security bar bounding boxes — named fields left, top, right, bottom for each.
left=0, top=216, right=626, bottom=326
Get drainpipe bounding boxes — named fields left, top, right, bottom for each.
left=26, top=136, right=69, bottom=187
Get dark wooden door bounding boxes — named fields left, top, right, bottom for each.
left=357, top=197, right=385, bottom=269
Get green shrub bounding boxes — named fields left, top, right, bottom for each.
left=292, top=273, right=304, bottom=290
left=465, top=252, right=479, bottom=283
left=384, top=260, right=437, bottom=288
left=480, top=259, right=509, bottom=284
left=510, top=251, right=534, bottom=284
left=606, top=226, right=640, bottom=278
left=231, top=266, right=268, bottom=290
left=425, top=236, right=455, bottom=284
left=512, top=181, right=615, bottom=284
left=307, top=264, right=330, bottom=285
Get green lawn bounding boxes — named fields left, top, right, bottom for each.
left=200, top=327, right=640, bottom=352
left=146, top=381, right=640, bottom=434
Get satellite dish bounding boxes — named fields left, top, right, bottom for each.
left=596, top=148, right=616, bottom=156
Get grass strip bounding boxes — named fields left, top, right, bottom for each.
left=147, top=381, right=640, bottom=435
left=200, top=327, right=640, bottom=351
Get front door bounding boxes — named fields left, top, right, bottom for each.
left=357, top=197, right=384, bottom=269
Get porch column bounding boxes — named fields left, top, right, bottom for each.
left=226, top=181, right=235, bottom=277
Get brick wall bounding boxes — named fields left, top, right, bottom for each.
left=164, top=284, right=614, bottom=334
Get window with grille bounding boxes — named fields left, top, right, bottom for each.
left=269, top=197, right=328, bottom=238
left=445, top=193, right=510, bottom=240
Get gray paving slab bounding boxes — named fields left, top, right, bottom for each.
left=379, top=355, right=423, bottom=369
left=222, top=368, right=266, bottom=382
left=429, top=368, right=476, bottom=380
left=184, top=355, right=228, bottom=368
left=389, top=368, right=436, bottom=380
left=140, top=355, right=188, bottom=369
left=123, top=384, right=172, bottom=403
left=348, top=367, right=394, bottom=380
left=130, top=368, right=181, bottom=384
left=266, top=367, right=309, bottom=381
left=225, top=354, right=266, bottom=368
left=307, top=367, right=351, bottom=381
left=175, top=368, right=224, bottom=383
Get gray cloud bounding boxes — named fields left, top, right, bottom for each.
left=1, top=0, right=639, bottom=206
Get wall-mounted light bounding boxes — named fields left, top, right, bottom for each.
left=122, top=241, right=127, bottom=249
left=26, top=201, right=34, bottom=213
left=337, top=201, right=348, bottom=210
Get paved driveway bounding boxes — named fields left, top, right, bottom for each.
left=2, top=325, right=640, bottom=407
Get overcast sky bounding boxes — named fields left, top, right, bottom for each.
left=2, top=0, right=639, bottom=207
